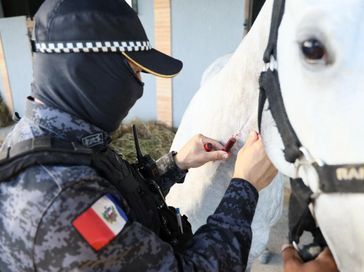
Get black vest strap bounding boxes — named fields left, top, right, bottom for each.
left=0, top=137, right=93, bottom=181
left=0, top=136, right=160, bottom=233
left=0, top=136, right=193, bottom=250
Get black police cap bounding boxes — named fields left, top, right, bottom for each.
left=33, top=0, right=183, bottom=78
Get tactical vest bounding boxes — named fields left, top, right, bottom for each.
left=0, top=136, right=192, bottom=252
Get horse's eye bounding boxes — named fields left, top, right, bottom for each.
left=301, top=38, right=327, bottom=64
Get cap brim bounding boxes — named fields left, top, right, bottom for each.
left=122, top=49, right=183, bottom=78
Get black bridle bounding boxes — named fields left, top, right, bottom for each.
left=258, top=0, right=364, bottom=254
left=258, top=0, right=364, bottom=194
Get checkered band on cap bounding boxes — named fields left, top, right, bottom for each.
left=33, top=40, right=152, bottom=53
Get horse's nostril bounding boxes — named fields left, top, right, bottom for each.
left=301, top=38, right=327, bottom=63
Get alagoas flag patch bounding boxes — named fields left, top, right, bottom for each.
left=72, top=194, right=128, bottom=251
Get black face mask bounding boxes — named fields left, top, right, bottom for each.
left=32, top=53, right=144, bottom=132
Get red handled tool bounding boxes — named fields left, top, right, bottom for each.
left=204, top=135, right=238, bottom=153
left=222, top=137, right=237, bottom=152
left=204, top=143, right=214, bottom=152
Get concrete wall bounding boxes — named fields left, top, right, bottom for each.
left=171, top=0, right=245, bottom=125
left=128, top=0, right=245, bottom=125
left=0, top=16, right=33, bottom=117
left=125, top=0, right=157, bottom=122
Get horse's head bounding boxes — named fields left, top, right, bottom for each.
left=261, top=0, right=364, bottom=270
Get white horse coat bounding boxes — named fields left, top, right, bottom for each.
left=168, top=0, right=364, bottom=271
left=167, top=0, right=283, bottom=266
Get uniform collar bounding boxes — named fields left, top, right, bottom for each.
left=25, top=98, right=111, bottom=148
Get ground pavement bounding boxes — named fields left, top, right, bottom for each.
left=251, top=186, right=290, bottom=272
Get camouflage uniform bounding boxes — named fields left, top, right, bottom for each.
left=0, top=99, right=258, bottom=272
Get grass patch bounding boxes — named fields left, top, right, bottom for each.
left=0, top=97, right=12, bottom=128
left=111, top=120, right=176, bottom=162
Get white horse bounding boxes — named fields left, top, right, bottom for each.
left=167, top=0, right=364, bottom=271
left=167, top=0, right=283, bottom=267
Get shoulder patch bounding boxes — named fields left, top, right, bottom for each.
left=72, top=194, right=128, bottom=251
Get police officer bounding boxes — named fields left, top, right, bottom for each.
left=0, top=0, right=277, bottom=271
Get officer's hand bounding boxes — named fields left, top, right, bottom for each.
left=282, top=245, right=338, bottom=272
left=233, top=131, right=277, bottom=191
left=174, top=134, right=230, bottom=170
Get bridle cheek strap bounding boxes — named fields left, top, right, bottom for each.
left=259, top=69, right=302, bottom=163
left=257, top=0, right=303, bottom=163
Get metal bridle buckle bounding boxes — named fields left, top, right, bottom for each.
left=294, top=146, right=324, bottom=201
left=294, top=146, right=324, bottom=182
left=263, top=55, right=278, bottom=72
left=294, top=146, right=323, bottom=168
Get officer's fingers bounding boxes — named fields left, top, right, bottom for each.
left=204, top=150, right=229, bottom=162
left=316, top=248, right=339, bottom=271
left=243, top=131, right=259, bottom=147
left=200, top=136, right=224, bottom=150
left=282, top=244, right=303, bottom=271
